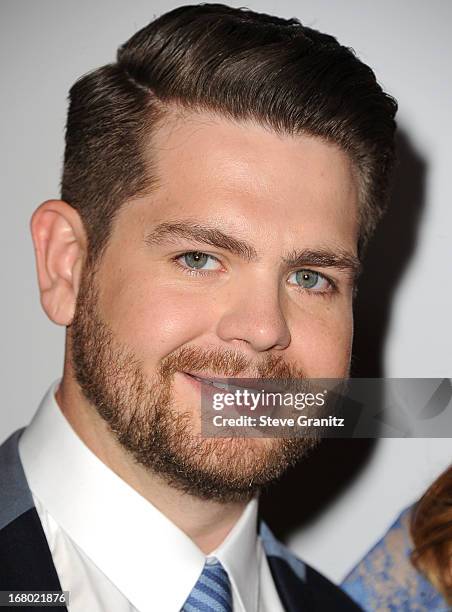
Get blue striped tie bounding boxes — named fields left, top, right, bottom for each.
left=181, top=558, right=233, bottom=612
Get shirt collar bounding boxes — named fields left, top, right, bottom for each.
left=19, top=379, right=260, bottom=612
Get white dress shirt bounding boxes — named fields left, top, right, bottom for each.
left=19, top=380, right=284, bottom=612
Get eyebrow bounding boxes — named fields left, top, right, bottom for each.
left=144, top=220, right=361, bottom=279
left=282, top=248, right=361, bottom=278
left=145, top=221, right=258, bottom=261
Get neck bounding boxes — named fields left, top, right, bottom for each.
left=55, top=374, right=249, bottom=554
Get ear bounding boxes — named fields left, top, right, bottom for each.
left=30, top=200, right=87, bottom=326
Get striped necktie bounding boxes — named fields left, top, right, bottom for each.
left=181, top=558, right=233, bottom=612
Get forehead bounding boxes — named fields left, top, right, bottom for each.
left=133, top=109, right=359, bottom=252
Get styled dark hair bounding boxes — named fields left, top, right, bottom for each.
left=62, top=3, right=397, bottom=264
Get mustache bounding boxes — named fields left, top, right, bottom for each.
left=159, top=345, right=305, bottom=380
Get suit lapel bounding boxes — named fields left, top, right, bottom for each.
left=0, top=508, right=67, bottom=608
left=0, top=429, right=67, bottom=609
left=260, top=520, right=313, bottom=612
left=265, top=553, right=314, bottom=611
left=260, top=521, right=363, bottom=612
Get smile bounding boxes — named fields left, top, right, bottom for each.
left=184, top=373, right=267, bottom=395
left=186, top=374, right=232, bottom=391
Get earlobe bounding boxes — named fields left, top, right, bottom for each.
left=30, top=200, right=86, bottom=326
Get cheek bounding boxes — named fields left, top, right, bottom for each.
left=99, top=273, right=216, bottom=360
left=289, top=302, right=353, bottom=378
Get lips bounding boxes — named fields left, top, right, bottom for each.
left=183, top=372, right=268, bottom=393
left=186, top=374, right=230, bottom=391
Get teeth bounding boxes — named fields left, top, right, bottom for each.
left=192, top=375, right=252, bottom=393
left=193, top=375, right=226, bottom=390
left=211, top=381, right=229, bottom=390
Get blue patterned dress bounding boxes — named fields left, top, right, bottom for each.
left=341, top=507, right=450, bottom=611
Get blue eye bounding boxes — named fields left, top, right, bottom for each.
left=178, top=252, right=221, bottom=271
left=289, top=269, right=331, bottom=292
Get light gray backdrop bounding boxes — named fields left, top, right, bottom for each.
left=1, top=0, right=451, bottom=582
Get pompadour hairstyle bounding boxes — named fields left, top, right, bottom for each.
left=61, top=3, right=398, bottom=264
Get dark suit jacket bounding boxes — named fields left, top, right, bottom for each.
left=0, top=429, right=362, bottom=611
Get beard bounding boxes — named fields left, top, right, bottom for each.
left=69, top=262, right=318, bottom=503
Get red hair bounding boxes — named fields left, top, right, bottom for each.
left=411, top=466, right=452, bottom=603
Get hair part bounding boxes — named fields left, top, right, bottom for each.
left=61, top=3, right=398, bottom=264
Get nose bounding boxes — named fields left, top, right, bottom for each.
left=215, top=279, right=291, bottom=352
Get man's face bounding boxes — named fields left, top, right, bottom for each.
left=70, top=111, right=359, bottom=502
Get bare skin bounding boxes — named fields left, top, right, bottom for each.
left=31, top=111, right=359, bottom=553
